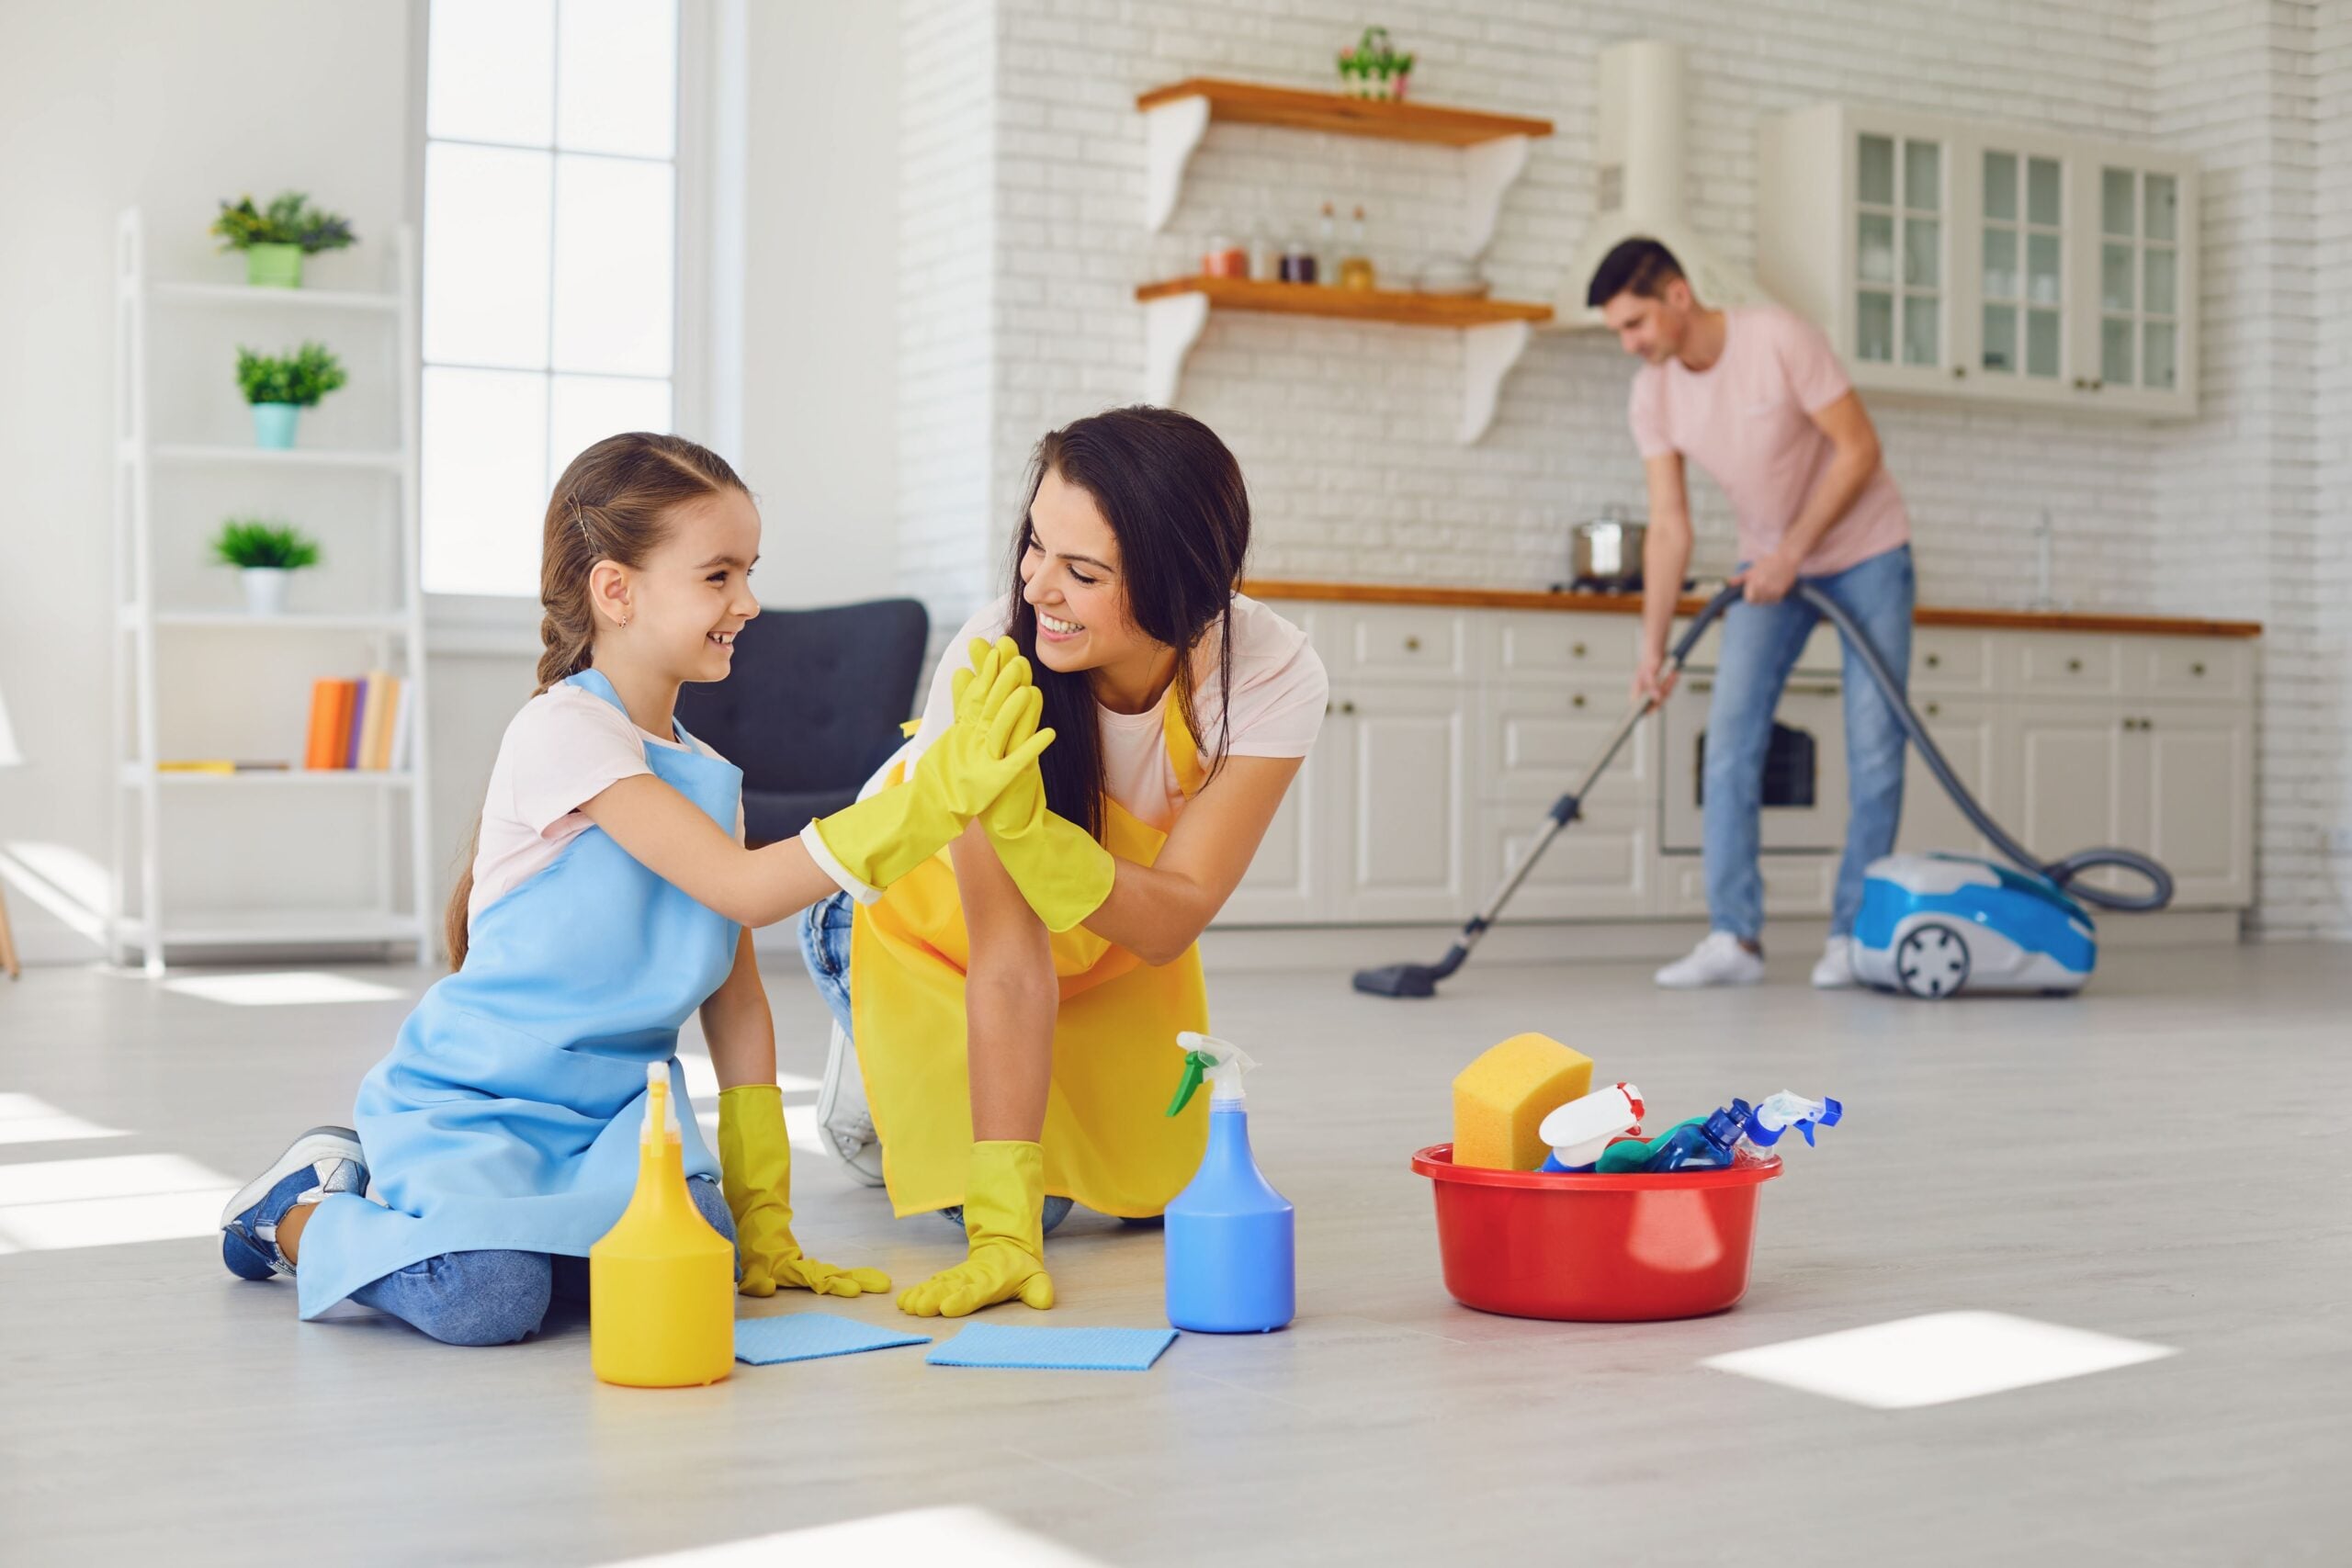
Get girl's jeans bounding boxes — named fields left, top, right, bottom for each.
left=345, top=1177, right=734, bottom=1348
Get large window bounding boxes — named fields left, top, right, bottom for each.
left=420, top=0, right=681, bottom=598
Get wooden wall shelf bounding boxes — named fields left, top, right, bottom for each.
left=1136, top=276, right=1551, bottom=328
left=1136, top=77, right=1550, bottom=253
left=1136, top=278, right=1551, bottom=445
left=1136, top=79, right=1553, bottom=146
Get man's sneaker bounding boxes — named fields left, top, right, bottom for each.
left=815, top=1021, right=886, bottom=1188
left=1655, top=931, right=1766, bottom=989
left=220, top=1127, right=367, bottom=1280
left=1811, top=934, right=1859, bottom=989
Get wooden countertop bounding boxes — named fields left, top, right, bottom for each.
left=1240, top=579, right=2264, bottom=639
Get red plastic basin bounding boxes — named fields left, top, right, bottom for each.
left=1410, top=1143, right=1781, bottom=1322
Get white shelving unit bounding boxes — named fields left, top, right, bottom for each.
left=108, top=208, right=434, bottom=976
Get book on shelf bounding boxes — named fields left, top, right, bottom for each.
left=301, top=672, right=406, bottom=772
left=155, top=760, right=292, bottom=773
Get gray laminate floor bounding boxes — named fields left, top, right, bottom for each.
left=2, top=941, right=2346, bottom=1565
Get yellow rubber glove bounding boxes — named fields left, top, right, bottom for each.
left=717, top=1083, right=890, bottom=1299
left=896, top=1140, right=1056, bottom=1318
left=808, top=637, right=1052, bottom=892
left=980, top=757, right=1116, bottom=934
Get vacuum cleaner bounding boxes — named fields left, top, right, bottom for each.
left=1352, top=582, right=2173, bottom=1000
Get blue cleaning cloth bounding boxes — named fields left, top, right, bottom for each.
left=925, top=1322, right=1179, bottom=1372
left=734, top=1312, right=932, bottom=1366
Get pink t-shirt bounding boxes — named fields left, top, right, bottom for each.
left=1630, top=305, right=1910, bottom=577
left=467, top=682, right=742, bottom=935
left=803, top=592, right=1328, bottom=902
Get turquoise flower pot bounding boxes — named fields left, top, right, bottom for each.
left=252, top=402, right=300, bottom=449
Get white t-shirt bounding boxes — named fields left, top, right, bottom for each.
left=468, top=682, right=742, bottom=935
left=801, top=592, right=1328, bottom=903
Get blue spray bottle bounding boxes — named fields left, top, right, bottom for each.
left=1163, top=1032, right=1295, bottom=1334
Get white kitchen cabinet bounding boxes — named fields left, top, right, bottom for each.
left=2011, top=698, right=2249, bottom=908
left=1760, top=105, right=2197, bottom=419
left=1220, top=741, right=1324, bottom=924
left=1478, top=806, right=1652, bottom=921
left=1326, top=683, right=1473, bottom=923
left=2128, top=706, right=2252, bottom=908
left=1894, top=695, right=2007, bottom=860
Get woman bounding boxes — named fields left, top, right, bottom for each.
left=797, top=406, right=1327, bottom=1320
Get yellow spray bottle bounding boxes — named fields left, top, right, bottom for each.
left=590, top=1062, right=735, bottom=1387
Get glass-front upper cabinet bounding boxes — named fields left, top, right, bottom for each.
left=1975, top=146, right=2066, bottom=385
left=2085, top=163, right=2191, bottom=411
left=1853, top=131, right=1945, bottom=372
left=1759, top=104, right=2197, bottom=419
left=1756, top=105, right=1960, bottom=397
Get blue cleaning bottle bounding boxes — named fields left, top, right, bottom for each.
left=1163, top=1032, right=1295, bottom=1334
left=1637, top=1105, right=1752, bottom=1172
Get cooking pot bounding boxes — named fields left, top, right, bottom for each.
left=1571, top=515, right=1648, bottom=588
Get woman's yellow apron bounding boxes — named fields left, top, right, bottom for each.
left=849, top=701, right=1208, bottom=1218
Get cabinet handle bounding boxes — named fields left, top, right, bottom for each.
left=1924, top=652, right=1941, bottom=669
left=1571, top=693, right=1587, bottom=708
left=1926, top=701, right=1941, bottom=716
left=1404, top=636, right=1421, bottom=652
left=2092, top=378, right=2105, bottom=390
left=1340, top=699, right=1358, bottom=715
left=2066, top=657, right=2083, bottom=672
left=2191, top=661, right=2206, bottom=677
left=1951, top=365, right=1967, bottom=378
left=2074, top=377, right=2088, bottom=389
left=1571, top=641, right=1588, bottom=658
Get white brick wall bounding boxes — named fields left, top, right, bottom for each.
left=896, top=0, right=1000, bottom=619
left=899, top=0, right=2349, bottom=933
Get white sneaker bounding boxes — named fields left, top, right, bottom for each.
left=1655, top=931, right=1766, bottom=989
left=1811, top=935, right=1858, bottom=989
left=814, top=1021, right=886, bottom=1188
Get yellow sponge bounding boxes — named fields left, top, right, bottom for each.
left=1452, top=1033, right=1596, bottom=1170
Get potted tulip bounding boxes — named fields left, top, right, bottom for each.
left=236, top=343, right=347, bottom=448
left=212, top=519, right=322, bottom=616
left=209, top=192, right=357, bottom=288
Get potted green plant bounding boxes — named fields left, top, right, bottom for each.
left=211, top=519, right=322, bottom=615
left=1337, top=27, right=1414, bottom=100
left=209, top=192, right=357, bottom=288
left=236, top=343, right=347, bottom=448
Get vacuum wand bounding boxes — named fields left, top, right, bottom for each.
left=1351, top=582, right=2174, bottom=999
left=1350, top=587, right=1737, bottom=999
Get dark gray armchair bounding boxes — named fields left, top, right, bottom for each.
left=673, top=598, right=930, bottom=846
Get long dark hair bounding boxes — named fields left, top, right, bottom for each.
left=1005, top=407, right=1251, bottom=840
left=442, top=432, right=749, bottom=968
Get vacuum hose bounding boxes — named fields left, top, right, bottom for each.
left=1781, top=582, right=2172, bottom=913
left=1351, top=582, right=2171, bottom=998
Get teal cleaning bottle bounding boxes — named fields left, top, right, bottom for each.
left=1163, top=1032, right=1295, bottom=1334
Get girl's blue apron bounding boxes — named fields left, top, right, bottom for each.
left=297, top=669, right=741, bottom=1319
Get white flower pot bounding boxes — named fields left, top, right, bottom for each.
left=242, top=568, right=290, bottom=616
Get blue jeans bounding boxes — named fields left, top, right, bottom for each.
left=345, top=1176, right=734, bottom=1348
left=1702, top=544, right=1915, bottom=941
left=799, top=890, right=857, bottom=1036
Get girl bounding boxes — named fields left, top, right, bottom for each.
left=219, top=432, right=1052, bottom=1347
left=799, top=406, right=1328, bottom=1320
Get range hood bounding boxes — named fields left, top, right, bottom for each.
left=1554, top=39, right=1768, bottom=331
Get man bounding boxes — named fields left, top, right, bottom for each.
left=1592, top=237, right=1915, bottom=989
